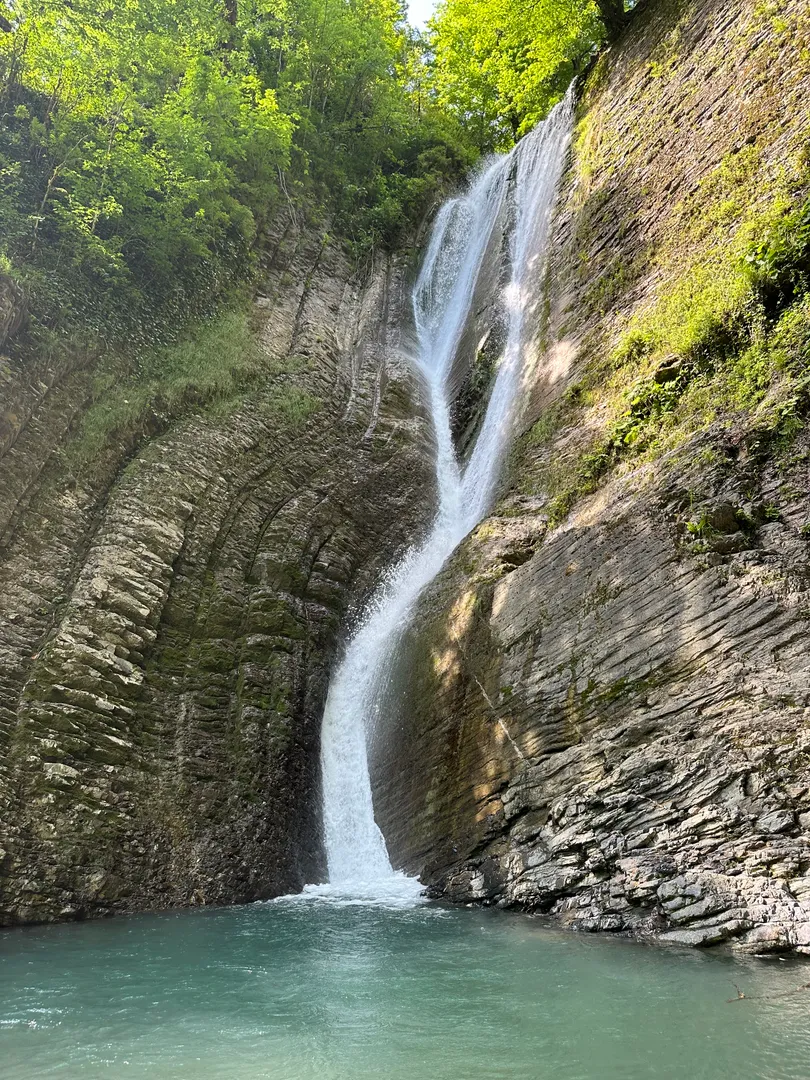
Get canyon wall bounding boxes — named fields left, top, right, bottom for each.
left=374, top=0, right=810, bottom=953
left=3, top=0, right=810, bottom=954
left=0, top=228, right=433, bottom=924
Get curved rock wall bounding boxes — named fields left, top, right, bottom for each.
left=373, top=0, right=810, bottom=954
left=0, top=225, right=434, bottom=923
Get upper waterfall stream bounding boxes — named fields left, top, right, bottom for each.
left=304, top=92, right=574, bottom=905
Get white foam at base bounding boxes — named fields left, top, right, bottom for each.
left=268, top=873, right=428, bottom=910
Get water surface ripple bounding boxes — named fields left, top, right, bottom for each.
left=2, top=902, right=809, bottom=1079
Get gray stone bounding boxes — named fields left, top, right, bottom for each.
left=0, top=224, right=434, bottom=924
left=758, top=810, right=795, bottom=835
left=370, top=0, right=810, bottom=958
left=659, top=928, right=727, bottom=947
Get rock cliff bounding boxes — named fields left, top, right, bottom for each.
left=0, top=225, right=433, bottom=923
left=3, top=0, right=809, bottom=955
left=373, top=0, right=810, bottom=954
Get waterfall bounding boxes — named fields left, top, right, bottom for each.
left=298, top=91, right=574, bottom=906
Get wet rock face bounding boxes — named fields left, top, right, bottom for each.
left=372, top=0, right=810, bottom=954
left=0, top=227, right=434, bottom=924
left=375, top=433, right=810, bottom=954
left=0, top=274, right=25, bottom=347
left=447, top=214, right=511, bottom=460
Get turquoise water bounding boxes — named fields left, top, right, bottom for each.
left=2, top=900, right=809, bottom=1079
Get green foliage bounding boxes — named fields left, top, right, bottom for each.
left=0, top=0, right=475, bottom=345
left=513, top=127, right=810, bottom=527
left=270, top=0, right=476, bottom=252
left=593, top=178, right=810, bottom=464
left=521, top=158, right=810, bottom=526
left=0, top=0, right=296, bottom=341
left=746, top=189, right=810, bottom=310
left=427, top=0, right=618, bottom=149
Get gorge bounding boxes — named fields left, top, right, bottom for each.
left=1, top=0, right=810, bottom=966
left=4, top=0, right=810, bottom=1074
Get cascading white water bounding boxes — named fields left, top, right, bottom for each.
left=299, top=91, right=574, bottom=906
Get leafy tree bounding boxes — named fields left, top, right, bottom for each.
left=428, top=0, right=626, bottom=150
left=0, top=0, right=294, bottom=339
left=0, top=0, right=474, bottom=345
left=268, top=0, right=474, bottom=251
left=597, top=0, right=629, bottom=35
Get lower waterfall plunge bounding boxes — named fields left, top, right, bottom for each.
left=306, top=91, right=574, bottom=905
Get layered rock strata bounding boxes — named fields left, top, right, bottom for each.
left=373, top=0, right=810, bottom=954
left=376, top=431, right=810, bottom=953
left=0, top=225, right=433, bottom=924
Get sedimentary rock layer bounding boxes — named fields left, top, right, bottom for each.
left=0, top=226, right=433, bottom=923
left=373, top=0, right=810, bottom=954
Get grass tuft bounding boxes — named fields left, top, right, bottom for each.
left=67, top=304, right=318, bottom=467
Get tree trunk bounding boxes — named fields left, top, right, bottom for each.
left=224, top=0, right=237, bottom=26
left=597, top=0, right=627, bottom=36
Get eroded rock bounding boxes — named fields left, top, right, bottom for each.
left=372, top=0, right=810, bottom=954
left=0, top=227, right=434, bottom=924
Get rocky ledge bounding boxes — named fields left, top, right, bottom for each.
left=375, top=424, right=810, bottom=955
